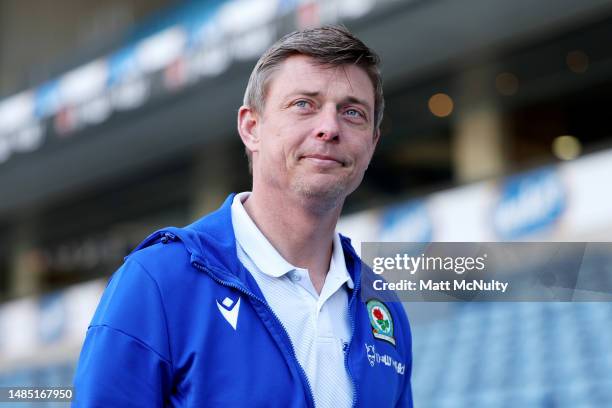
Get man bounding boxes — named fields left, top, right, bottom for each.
left=73, top=26, right=413, bottom=407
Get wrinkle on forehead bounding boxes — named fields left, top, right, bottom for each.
left=280, top=57, right=371, bottom=101
left=324, top=64, right=356, bottom=96
left=306, top=62, right=357, bottom=94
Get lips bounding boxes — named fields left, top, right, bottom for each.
left=301, top=154, right=345, bottom=166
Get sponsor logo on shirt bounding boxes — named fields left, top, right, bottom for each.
left=217, top=296, right=241, bottom=330
left=364, top=343, right=405, bottom=375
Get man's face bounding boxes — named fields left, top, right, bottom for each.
left=246, top=54, right=379, bottom=205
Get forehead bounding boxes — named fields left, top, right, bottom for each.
left=265, top=54, right=375, bottom=106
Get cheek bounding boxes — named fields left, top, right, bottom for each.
left=278, top=127, right=308, bottom=159
left=353, top=140, right=376, bottom=165
left=259, top=130, right=295, bottom=170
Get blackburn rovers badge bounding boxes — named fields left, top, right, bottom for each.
left=366, top=299, right=395, bottom=346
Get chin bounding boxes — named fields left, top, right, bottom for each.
left=291, top=174, right=353, bottom=203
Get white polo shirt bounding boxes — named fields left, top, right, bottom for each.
left=231, top=192, right=353, bottom=408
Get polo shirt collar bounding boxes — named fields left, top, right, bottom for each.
left=231, top=192, right=354, bottom=289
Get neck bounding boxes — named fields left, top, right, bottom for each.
left=243, top=187, right=344, bottom=293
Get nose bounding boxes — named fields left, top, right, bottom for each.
left=315, top=106, right=340, bottom=143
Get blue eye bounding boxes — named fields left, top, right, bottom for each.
left=345, top=109, right=363, bottom=118
left=295, top=100, right=309, bottom=108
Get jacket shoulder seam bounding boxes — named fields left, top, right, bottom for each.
left=88, top=323, right=173, bottom=366
left=126, top=257, right=176, bottom=372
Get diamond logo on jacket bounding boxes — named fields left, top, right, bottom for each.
left=217, top=296, right=241, bottom=330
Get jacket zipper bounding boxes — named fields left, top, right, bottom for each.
left=342, top=239, right=362, bottom=408
left=344, top=296, right=357, bottom=408
left=192, top=261, right=317, bottom=408
left=345, top=279, right=359, bottom=408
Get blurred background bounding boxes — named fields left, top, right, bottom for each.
left=1, top=0, right=612, bottom=406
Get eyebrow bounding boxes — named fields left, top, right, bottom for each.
left=287, top=90, right=373, bottom=113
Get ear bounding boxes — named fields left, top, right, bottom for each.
left=237, top=105, right=260, bottom=154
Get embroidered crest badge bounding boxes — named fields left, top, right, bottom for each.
left=366, top=299, right=395, bottom=346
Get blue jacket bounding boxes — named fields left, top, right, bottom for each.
left=73, top=194, right=413, bottom=407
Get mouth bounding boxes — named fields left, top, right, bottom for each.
left=300, top=154, right=345, bottom=167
